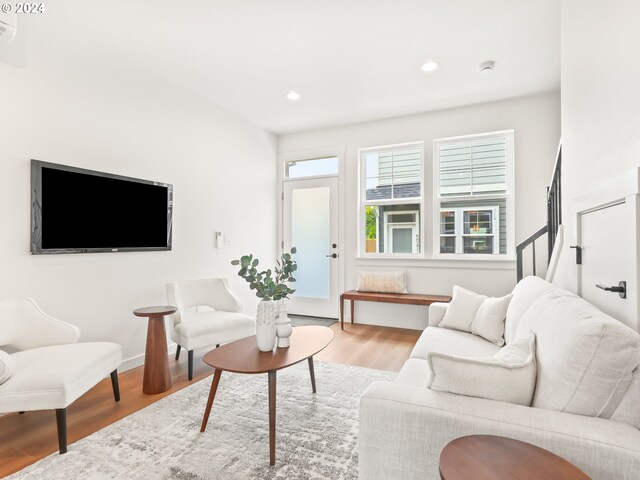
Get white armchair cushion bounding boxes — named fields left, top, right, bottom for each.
left=0, top=350, right=14, bottom=385
left=171, top=311, right=255, bottom=351
left=356, top=271, right=408, bottom=294
left=438, top=286, right=486, bottom=332
left=426, top=334, right=537, bottom=406
left=470, top=293, right=513, bottom=346
left=0, top=342, right=122, bottom=413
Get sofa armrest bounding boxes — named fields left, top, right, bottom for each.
left=359, top=381, right=640, bottom=480
left=428, top=302, right=448, bottom=327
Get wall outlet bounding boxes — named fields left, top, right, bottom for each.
left=223, top=234, right=231, bottom=245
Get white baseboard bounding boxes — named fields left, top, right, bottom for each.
left=344, top=314, right=426, bottom=331
left=119, top=343, right=179, bottom=373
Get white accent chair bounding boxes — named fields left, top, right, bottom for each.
left=166, top=278, right=255, bottom=380
left=0, top=298, right=122, bottom=454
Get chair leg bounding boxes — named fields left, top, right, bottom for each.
left=188, top=350, right=194, bottom=381
left=18, top=411, right=24, bottom=415
left=110, top=369, right=120, bottom=402
left=56, top=408, right=67, bottom=454
left=175, top=344, right=182, bottom=360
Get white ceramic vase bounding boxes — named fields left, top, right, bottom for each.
left=256, top=299, right=278, bottom=352
left=276, top=302, right=293, bottom=348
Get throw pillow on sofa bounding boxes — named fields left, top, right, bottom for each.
left=438, top=285, right=512, bottom=345
left=0, top=350, right=14, bottom=385
left=426, top=333, right=537, bottom=406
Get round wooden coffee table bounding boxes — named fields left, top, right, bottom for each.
left=133, top=306, right=177, bottom=395
left=199, top=325, right=334, bottom=466
left=439, top=435, right=591, bottom=479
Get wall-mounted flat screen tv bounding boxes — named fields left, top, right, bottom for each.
left=31, top=160, right=173, bottom=254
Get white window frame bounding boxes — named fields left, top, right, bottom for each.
left=358, top=141, right=425, bottom=258
left=440, top=206, right=499, bottom=255
left=433, top=130, right=515, bottom=260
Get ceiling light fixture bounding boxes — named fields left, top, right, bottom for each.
left=420, top=60, right=439, bottom=72
left=479, top=61, right=495, bottom=73
left=286, top=90, right=301, bottom=101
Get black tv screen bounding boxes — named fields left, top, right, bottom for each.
left=31, top=160, right=173, bottom=254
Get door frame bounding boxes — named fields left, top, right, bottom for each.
left=277, top=146, right=346, bottom=317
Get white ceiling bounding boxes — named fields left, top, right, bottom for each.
left=23, top=0, right=560, bottom=134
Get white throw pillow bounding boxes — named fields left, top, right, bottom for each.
left=356, top=271, right=408, bottom=294
left=0, top=350, right=14, bottom=385
left=426, top=333, right=537, bottom=406
left=438, top=286, right=487, bottom=332
left=471, top=294, right=513, bottom=346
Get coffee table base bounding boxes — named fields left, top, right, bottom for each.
left=200, top=356, right=318, bottom=466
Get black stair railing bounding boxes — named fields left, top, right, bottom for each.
left=516, top=145, right=562, bottom=281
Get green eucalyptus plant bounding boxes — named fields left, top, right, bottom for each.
left=231, top=247, right=297, bottom=301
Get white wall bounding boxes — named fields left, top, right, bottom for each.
left=279, top=92, right=560, bottom=329
left=0, top=27, right=277, bottom=369
left=554, top=0, right=640, bottom=293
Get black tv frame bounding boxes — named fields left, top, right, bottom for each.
left=31, top=160, right=173, bottom=255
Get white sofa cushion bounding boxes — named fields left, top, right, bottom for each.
left=171, top=311, right=255, bottom=350
left=504, top=276, right=555, bottom=344
left=0, top=350, right=14, bottom=385
left=426, top=334, right=536, bottom=406
left=410, top=326, right=501, bottom=360
left=438, top=286, right=486, bottom=332
left=396, top=358, right=430, bottom=387
left=611, top=367, right=640, bottom=428
left=470, top=293, right=513, bottom=346
left=356, top=271, right=407, bottom=294
left=0, top=342, right=122, bottom=413
left=523, top=289, right=640, bottom=417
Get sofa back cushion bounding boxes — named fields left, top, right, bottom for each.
left=523, top=289, right=640, bottom=417
left=611, top=367, right=640, bottom=428
left=504, top=276, right=555, bottom=344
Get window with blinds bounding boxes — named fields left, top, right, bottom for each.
left=434, top=131, right=513, bottom=258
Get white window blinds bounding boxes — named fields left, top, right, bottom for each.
left=439, top=137, right=507, bottom=196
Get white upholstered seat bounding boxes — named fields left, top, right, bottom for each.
left=0, top=298, right=122, bottom=454
left=167, top=279, right=255, bottom=380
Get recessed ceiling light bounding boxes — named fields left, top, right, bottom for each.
left=286, top=91, right=301, bottom=101
left=479, top=61, right=495, bottom=73
left=420, top=60, right=439, bottom=72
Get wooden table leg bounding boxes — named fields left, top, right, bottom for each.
left=268, top=370, right=276, bottom=466
left=143, top=314, right=172, bottom=395
left=350, top=299, right=355, bottom=325
left=308, top=356, right=316, bottom=393
left=340, top=294, right=344, bottom=330
left=200, top=369, right=222, bottom=432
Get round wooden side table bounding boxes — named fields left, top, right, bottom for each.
left=439, top=435, right=591, bottom=480
left=133, top=306, right=177, bottom=395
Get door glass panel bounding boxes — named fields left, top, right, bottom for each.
left=291, top=187, right=330, bottom=298
left=392, top=227, right=413, bottom=253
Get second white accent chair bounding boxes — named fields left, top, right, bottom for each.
left=166, top=278, right=255, bottom=380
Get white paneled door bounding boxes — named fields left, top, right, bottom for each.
left=283, top=177, right=339, bottom=318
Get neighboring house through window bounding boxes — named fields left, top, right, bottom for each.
left=359, top=142, right=423, bottom=256
left=434, top=130, right=514, bottom=258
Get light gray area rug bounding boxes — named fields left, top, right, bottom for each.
left=9, top=362, right=395, bottom=480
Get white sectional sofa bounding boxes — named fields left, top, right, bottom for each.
left=359, top=276, right=640, bottom=480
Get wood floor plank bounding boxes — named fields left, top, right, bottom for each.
left=0, top=323, right=420, bottom=478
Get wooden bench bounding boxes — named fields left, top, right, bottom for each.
left=339, top=290, right=452, bottom=330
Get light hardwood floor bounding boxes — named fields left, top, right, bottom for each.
left=0, top=323, right=420, bottom=478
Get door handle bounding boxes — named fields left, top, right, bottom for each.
left=326, top=253, right=338, bottom=258
left=596, top=281, right=627, bottom=299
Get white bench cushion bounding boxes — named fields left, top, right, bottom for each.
left=171, top=311, right=255, bottom=350
left=0, top=342, right=122, bottom=412
left=410, top=326, right=501, bottom=360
